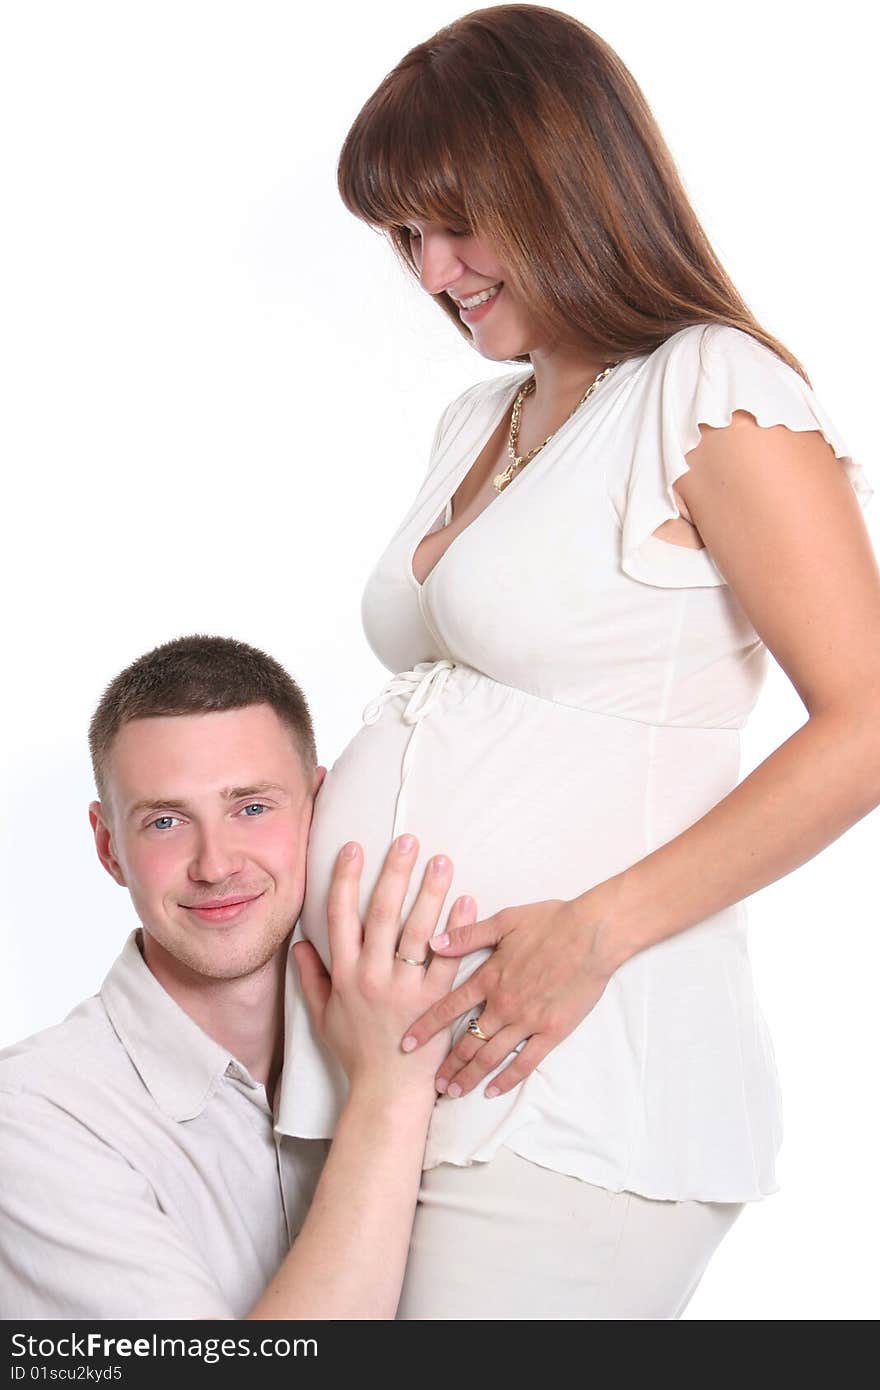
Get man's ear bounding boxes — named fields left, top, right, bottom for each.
left=89, top=800, right=127, bottom=887
left=313, top=765, right=327, bottom=799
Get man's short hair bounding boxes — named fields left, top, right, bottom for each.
left=88, top=634, right=318, bottom=801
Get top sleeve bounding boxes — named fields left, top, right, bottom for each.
left=611, top=323, right=874, bottom=588
left=423, top=398, right=456, bottom=477
left=420, top=371, right=529, bottom=486
left=0, top=1089, right=236, bottom=1320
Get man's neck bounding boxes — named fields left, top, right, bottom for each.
left=138, top=931, right=287, bottom=1108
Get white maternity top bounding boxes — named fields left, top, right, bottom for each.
left=277, top=322, right=874, bottom=1202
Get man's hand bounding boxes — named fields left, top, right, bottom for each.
left=250, top=839, right=478, bottom=1319
left=292, top=834, right=476, bottom=1096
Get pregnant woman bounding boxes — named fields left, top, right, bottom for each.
left=277, top=5, right=879, bottom=1318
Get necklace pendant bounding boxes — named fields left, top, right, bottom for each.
left=493, top=466, right=514, bottom=492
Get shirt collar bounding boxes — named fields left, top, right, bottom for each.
left=100, top=929, right=261, bottom=1122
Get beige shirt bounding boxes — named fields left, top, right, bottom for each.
left=0, top=931, right=328, bottom=1319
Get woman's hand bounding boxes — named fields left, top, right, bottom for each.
left=400, top=885, right=627, bottom=1099
left=293, top=834, right=477, bottom=1101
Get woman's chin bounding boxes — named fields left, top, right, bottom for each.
left=471, top=333, right=534, bottom=363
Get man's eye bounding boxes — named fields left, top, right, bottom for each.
left=150, top=816, right=181, bottom=831
left=241, top=803, right=268, bottom=817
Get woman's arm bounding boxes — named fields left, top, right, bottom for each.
left=247, top=837, right=473, bottom=1319
left=402, top=413, right=880, bottom=1095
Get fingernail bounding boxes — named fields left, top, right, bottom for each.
left=457, top=896, right=474, bottom=913
left=435, top=1077, right=449, bottom=1094
left=432, top=933, right=450, bottom=950
left=401, top=1036, right=418, bottom=1052
left=341, top=842, right=357, bottom=859
left=485, top=1085, right=500, bottom=1099
left=398, top=834, right=415, bottom=853
left=431, top=855, right=449, bottom=875
left=447, top=1083, right=462, bottom=1098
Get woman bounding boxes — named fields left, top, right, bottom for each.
left=277, top=5, right=879, bottom=1318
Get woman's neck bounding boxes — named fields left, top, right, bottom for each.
left=528, top=341, right=615, bottom=413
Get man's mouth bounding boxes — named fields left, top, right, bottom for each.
left=180, top=892, right=266, bottom=924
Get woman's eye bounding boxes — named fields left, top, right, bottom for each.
left=404, top=227, right=470, bottom=239
left=150, top=816, right=181, bottom=831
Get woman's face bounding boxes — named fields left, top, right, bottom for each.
left=404, top=219, right=544, bottom=361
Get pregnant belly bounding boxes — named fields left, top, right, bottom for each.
left=299, top=669, right=743, bottom=980
left=281, top=668, right=782, bottom=1197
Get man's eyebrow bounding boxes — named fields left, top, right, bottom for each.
left=126, top=784, right=289, bottom=819
left=127, top=797, right=190, bottom=819
left=221, top=782, right=289, bottom=800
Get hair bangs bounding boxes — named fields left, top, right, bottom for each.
left=337, top=68, right=472, bottom=240
left=335, top=6, right=810, bottom=380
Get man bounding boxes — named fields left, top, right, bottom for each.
left=0, top=634, right=475, bottom=1319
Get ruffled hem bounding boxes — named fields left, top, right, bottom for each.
left=619, top=324, right=874, bottom=589
left=422, top=1136, right=783, bottom=1204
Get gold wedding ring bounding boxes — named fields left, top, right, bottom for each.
left=394, top=950, right=428, bottom=967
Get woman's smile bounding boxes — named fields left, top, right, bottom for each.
left=456, top=283, right=504, bottom=322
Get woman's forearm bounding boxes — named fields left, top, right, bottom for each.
left=594, top=706, right=880, bottom=970
left=248, top=1083, right=434, bottom=1320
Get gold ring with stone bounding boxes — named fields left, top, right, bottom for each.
left=466, top=1016, right=492, bottom=1042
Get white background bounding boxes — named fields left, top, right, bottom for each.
left=1, top=0, right=877, bottom=1320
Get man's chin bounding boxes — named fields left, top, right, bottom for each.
left=142, top=918, right=297, bottom=985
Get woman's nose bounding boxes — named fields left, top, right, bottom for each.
left=418, top=234, right=463, bottom=297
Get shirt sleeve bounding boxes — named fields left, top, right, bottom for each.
left=608, top=323, right=874, bottom=589
left=0, top=1089, right=236, bottom=1319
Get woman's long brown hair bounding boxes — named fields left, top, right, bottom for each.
left=337, top=3, right=810, bottom=384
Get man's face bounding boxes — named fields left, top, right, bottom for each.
left=90, top=703, right=323, bottom=983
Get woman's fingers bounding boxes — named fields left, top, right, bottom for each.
left=437, top=1024, right=526, bottom=1096
left=432, top=1017, right=494, bottom=1089
left=360, top=833, right=421, bottom=968
left=401, top=968, right=488, bottom=1051
left=394, top=854, right=454, bottom=965
left=422, top=896, right=478, bottom=997
left=477, top=1034, right=553, bottom=1097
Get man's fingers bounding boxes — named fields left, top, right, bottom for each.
left=291, top=940, right=331, bottom=1035
left=393, top=854, right=454, bottom=966
left=361, top=833, right=420, bottom=966
left=325, top=841, right=364, bottom=973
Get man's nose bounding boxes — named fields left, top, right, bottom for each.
left=188, top=827, right=245, bottom=884
left=418, top=233, right=464, bottom=297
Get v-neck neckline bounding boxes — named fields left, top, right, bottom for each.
left=407, top=356, right=647, bottom=593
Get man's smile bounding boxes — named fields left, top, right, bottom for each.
left=179, top=891, right=267, bottom=924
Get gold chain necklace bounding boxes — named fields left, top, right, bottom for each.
left=492, top=360, right=622, bottom=493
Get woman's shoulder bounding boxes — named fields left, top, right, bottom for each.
left=640, top=321, right=803, bottom=387
left=437, top=367, right=531, bottom=434
left=623, top=321, right=832, bottom=440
